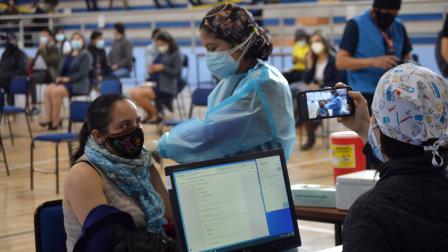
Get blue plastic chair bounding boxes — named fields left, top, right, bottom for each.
left=30, top=101, right=90, bottom=194
left=188, top=87, right=214, bottom=118
left=34, top=199, right=67, bottom=252
left=2, top=76, right=33, bottom=145
left=100, top=79, right=122, bottom=95
left=0, top=90, right=9, bottom=176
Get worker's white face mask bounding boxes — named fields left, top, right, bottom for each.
left=158, top=45, right=169, bottom=54
left=56, top=33, right=65, bottom=42
left=311, top=42, right=325, bottom=55
left=206, top=32, right=256, bottom=80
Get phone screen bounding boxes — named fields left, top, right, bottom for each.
left=297, top=87, right=354, bottom=121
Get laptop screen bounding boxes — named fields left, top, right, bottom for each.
left=171, top=154, right=296, bottom=252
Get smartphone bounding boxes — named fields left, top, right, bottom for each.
left=296, top=87, right=355, bottom=122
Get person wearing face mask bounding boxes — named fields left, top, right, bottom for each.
left=54, top=27, right=72, bottom=56
left=0, top=32, right=28, bottom=106
left=282, top=28, right=309, bottom=84
left=29, top=28, right=61, bottom=115
left=336, top=0, right=412, bottom=112
left=129, top=31, right=182, bottom=123
left=299, top=31, right=346, bottom=151
left=41, top=32, right=92, bottom=130
left=64, top=94, right=176, bottom=252
left=109, top=23, right=133, bottom=78
left=144, top=29, right=161, bottom=80
left=87, top=30, right=109, bottom=87
left=336, top=64, right=448, bottom=251
left=153, top=4, right=295, bottom=163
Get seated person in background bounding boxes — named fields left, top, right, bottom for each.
left=87, top=30, right=109, bottom=87
left=40, top=32, right=92, bottom=130
left=338, top=64, right=448, bottom=251
left=144, top=28, right=161, bottom=79
left=304, top=31, right=346, bottom=89
left=64, top=94, right=175, bottom=252
left=29, top=28, right=61, bottom=115
left=300, top=31, right=346, bottom=151
left=54, top=27, right=72, bottom=56
left=129, top=31, right=182, bottom=123
left=109, top=23, right=133, bottom=78
left=282, top=28, right=309, bottom=84
left=0, top=33, right=28, bottom=105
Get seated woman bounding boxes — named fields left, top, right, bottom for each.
left=300, top=31, right=346, bottom=151
left=129, top=31, right=182, bottom=123
left=40, top=32, right=92, bottom=130
left=63, top=94, right=175, bottom=252
left=338, top=64, right=448, bottom=251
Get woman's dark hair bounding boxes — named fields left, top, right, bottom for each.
left=53, top=27, right=64, bottom=35
left=71, top=94, right=130, bottom=165
left=308, top=31, right=334, bottom=58
left=151, top=28, right=161, bottom=39
left=155, top=31, right=179, bottom=54
left=42, top=28, right=54, bottom=40
left=113, top=22, right=126, bottom=35
left=380, top=131, right=426, bottom=160
left=199, top=3, right=273, bottom=61
left=90, top=30, right=102, bottom=41
left=294, top=28, right=308, bottom=42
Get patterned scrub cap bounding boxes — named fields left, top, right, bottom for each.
left=200, top=3, right=273, bottom=60
left=372, top=63, right=448, bottom=167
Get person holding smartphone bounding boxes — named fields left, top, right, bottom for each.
left=336, top=64, right=448, bottom=251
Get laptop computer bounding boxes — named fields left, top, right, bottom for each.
left=165, top=150, right=301, bottom=252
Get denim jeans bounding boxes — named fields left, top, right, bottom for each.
left=113, top=68, right=131, bottom=78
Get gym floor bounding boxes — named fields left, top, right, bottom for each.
left=0, top=110, right=345, bottom=252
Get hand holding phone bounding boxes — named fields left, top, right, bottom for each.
left=334, top=83, right=371, bottom=142
left=296, top=87, right=355, bottom=122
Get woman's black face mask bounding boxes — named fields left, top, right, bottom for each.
left=375, top=9, right=397, bottom=30
left=105, top=126, right=144, bottom=159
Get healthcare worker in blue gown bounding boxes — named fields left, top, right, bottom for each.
left=156, top=4, right=296, bottom=163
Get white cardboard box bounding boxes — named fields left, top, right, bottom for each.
left=335, top=170, right=379, bottom=210
left=291, top=184, right=336, bottom=208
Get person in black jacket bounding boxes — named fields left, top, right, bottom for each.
left=300, top=31, right=346, bottom=151
left=336, top=63, right=448, bottom=252
left=0, top=33, right=28, bottom=105
left=87, top=30, right=110, bottom=88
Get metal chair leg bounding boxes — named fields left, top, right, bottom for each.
left=67, top=142, right=73, bottom=165
left=0, top=133, right=9, bottom=176
left=25, top=113, right=33, bottom=139
left=6, top=115, right=14, bottom=146
left=30, top=140, right=34, bottom=190
left=56, top=142, right=60, bottom=194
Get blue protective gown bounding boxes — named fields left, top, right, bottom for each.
left=157, top=60, right=296, bottom=163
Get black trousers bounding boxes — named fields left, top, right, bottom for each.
left=282, top=69, right=304, bottom=84
left=30, top=70, right=49, bottom=105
